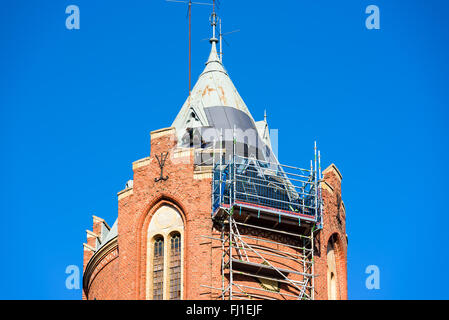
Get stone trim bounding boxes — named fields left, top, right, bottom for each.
left=323, top=163, right=343, bottom=181
left=86, top=230, right=99, bottom=238
left=322, top=181, right=334, bottom=193
left=173, top=148, right=193, bottom=159
left=118, top=187, right=134, bottom=200
left=150, top=127, right=176, bottom=140
left=83, top=243, right=95, bottom=252
left=92, top=215, right=110, bottom=230
left=194, top=165, right=213, bottom=172
left=133, top=157, right=151, bottom=170
left=194, top=166, right=213, bottom=180
left=193, top=171, right=213, bottom=180
left=196, top=148, right=226, bottom=154
left=145, top=205, right=185, bottom=300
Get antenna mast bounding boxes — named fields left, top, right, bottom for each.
left=189, top=0, right=192, bottom=94
left=166, top=0, right=213, bottom=95
left=217, top=19, right=240, bottom=62
left=219, top=18, right=222, bottom=60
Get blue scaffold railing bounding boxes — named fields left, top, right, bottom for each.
left=212, top=154, right=322, bottom=225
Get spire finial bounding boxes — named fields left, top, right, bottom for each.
left=264, top=109, right=267, bottom=122
left=209, top=0, right=218, bottom=44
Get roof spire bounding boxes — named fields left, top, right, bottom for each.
left=264, top=109, right=267, bottom=122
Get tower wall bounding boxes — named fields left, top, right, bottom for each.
left=85, top=245, right=119, bottom=300
left=117, top=127, right=214, bottom=299
left=82, top=127, right=347, bottom=300
left=314, top=165, right=348, bottom=299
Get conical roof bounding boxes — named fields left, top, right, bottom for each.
left=171, top=39, right=277, bottom=167
left=172, top=41, right=254, bottom=135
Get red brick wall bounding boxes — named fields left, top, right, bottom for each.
left=87, top=250, right=119, bottom=300
left=313, top=166, right=348, bottom=300
left=117, top=128, right=214, bottom=300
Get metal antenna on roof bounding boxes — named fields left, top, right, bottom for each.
left=166, top=0, right=214, bottom=95
left=218, top=18, right=240, bottom=62
left=219, top=17, right=222, bottom=59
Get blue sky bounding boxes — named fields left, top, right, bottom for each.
left=1, top=0, right=448, bottom=299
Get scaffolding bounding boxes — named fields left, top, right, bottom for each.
left=200, top=135, right=323, bottom=300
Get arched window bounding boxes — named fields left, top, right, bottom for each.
left=153, top=236, right=164, bottom=300
left=169, top=233, right=181, bottom=300
left=147, top=204, right=184, bottom=300
left=327, top=236, right=338, bottom=300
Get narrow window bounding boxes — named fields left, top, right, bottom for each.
left=169, top=233, right=181, bottom=300
left=153, top=237, right=164, bottom=300
left=330, top=272, right=337, bottom=300
left=327, top=238, right=338, bottom=300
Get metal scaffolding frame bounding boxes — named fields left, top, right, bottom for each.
left=199, top=130, right=322, bottom=300
left=201, top=211, right=317, bottom=300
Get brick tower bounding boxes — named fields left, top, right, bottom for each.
left=82, top=12, right=347, bottom=300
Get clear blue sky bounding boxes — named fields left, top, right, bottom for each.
left=1, top=0, right=448, bottom=300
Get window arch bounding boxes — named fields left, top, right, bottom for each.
left=146, top=204, right=184, bottom=300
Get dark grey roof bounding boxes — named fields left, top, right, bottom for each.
left=95, top=219, right=117, bottom=251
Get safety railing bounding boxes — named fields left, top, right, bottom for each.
left=212, top=155, right=321, bottom=222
